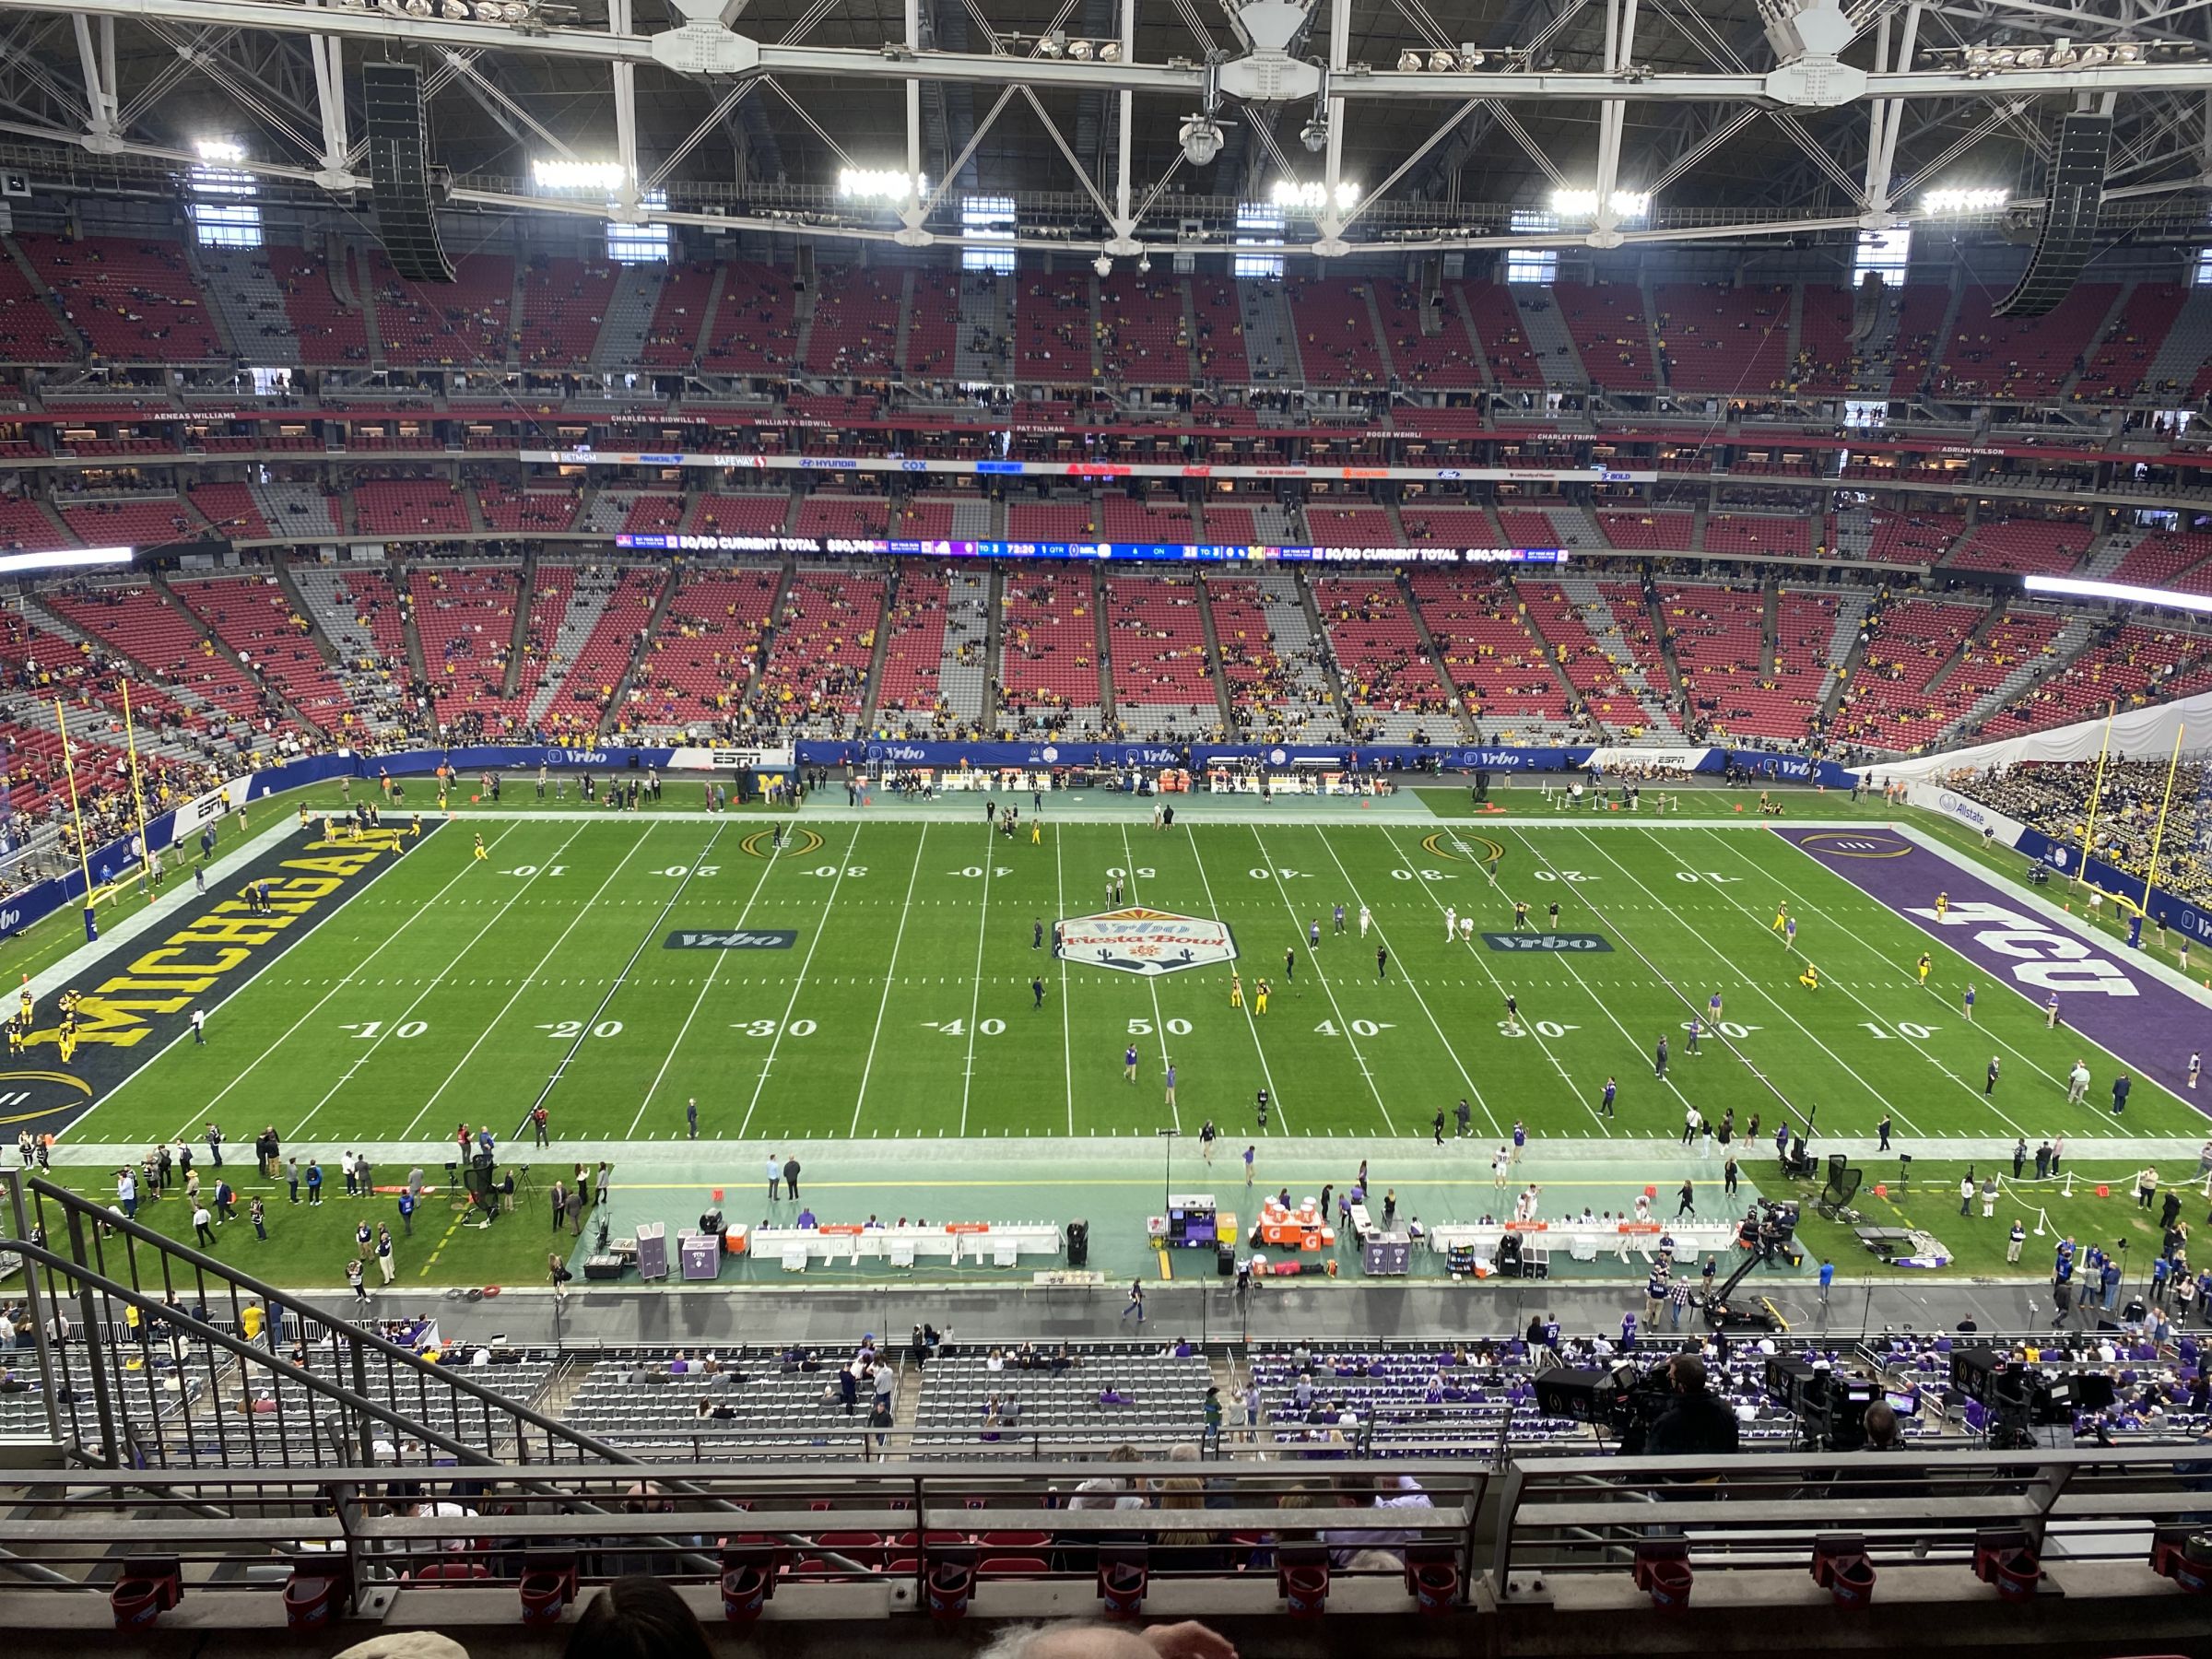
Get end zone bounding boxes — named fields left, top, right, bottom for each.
left=11, top=825, right=433, bottom=1138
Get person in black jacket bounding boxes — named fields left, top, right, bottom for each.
left=1642, top=1354, right=1741, bottom=1457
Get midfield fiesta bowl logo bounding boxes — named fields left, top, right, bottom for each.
left=1057, top=907, right=1238, bottom=976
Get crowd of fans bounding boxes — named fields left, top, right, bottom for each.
left=1951, top=757, right=2212, bottom=907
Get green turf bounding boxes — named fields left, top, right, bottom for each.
left=54, top=809, right=2209, bottom=1157
left=29, top=1165, right=571, bottom=1290
left=1782, top=1158, right=2211, bottom=1284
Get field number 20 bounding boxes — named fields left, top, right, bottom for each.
left=540, top=1019, right=624, bottom=1040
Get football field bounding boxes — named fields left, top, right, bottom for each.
left=42, top=802, right=2212, bottom=1154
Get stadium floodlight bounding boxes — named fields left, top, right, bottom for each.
left=1092, top=253, right=1112, bottom=276
left=2024, top=572, right=2212, bottom=617
left=1923, top=186, right=2008, bottom=214
left=1098, top=41, right=1122, bottom=61
left=1271, top=179, right=1359, bottom=211
left=196, top=138, right=246, bottom=162
left=838, top=167, right=926, bottom=202
left=1552, top=186, right=1649, bottom=220
left=1397, top=49, right=1422, bottom=69
left=441, top=0, right=469, bottom=17
left=1957, top=37, right=2152, bottom=76
left=1179, top=116, right=1225, bottom=166
left=1067, top=38, right=1094, bottom=59
left=535, top=159, right=628, bottom=192
left=1300, top=115, right=1328, bottom=153
left=0, top=547, right=132, bottom=577
left=1428, top=50, right=1456, bottom=71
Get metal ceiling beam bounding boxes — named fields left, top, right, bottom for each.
left=6, top=0, right=2212, bottom=104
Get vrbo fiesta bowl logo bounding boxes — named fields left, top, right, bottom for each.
left=1056, top=908, right=1237, bottom=977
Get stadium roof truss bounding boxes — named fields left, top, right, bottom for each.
left=0, top=0, right=2206, bottom=259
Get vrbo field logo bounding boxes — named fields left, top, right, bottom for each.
left=1483, top=932, right=1613, bottom=953
left=1907, top=900, right=2136, bottom=996
left=665, top=930, right=798, bottom=950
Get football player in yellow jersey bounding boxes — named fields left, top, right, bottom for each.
left=1230, top=972, right=1243, bottom=1008
left=1935, top=891, right=1949, bottom=919
left=1916, top=951, right=1932, bottom=987
left=1798, top=961, right=1820, bottom=991
left=473, top=833, right=488, bottom=863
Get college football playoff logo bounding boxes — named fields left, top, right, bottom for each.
left=1056, top=908, right=1237, bottom=977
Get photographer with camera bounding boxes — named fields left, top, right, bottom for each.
left=1643, top=1353, right=1742, bottom=1457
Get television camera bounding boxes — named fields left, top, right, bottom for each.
left=1534, top=1360, right=1679, bottom=1454
left=1950, top=1347, right=2114, bottom=1449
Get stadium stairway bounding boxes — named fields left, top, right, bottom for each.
left=1397, top=571, right=1475, bottom=739
left=1553, top=571, right=1683, bottom=738
left=284, top=561, right=414, bottom=738
left=1940, top=610, right=2098, bottom=746
left=2142, top=284, right=2212, bottom=395
left=1187, top=574, right=1234, bottom=733
left=1236, top=278, right=1298, bottom=383
left=1849, top=287, right=1900, bottom=394
left=501, top=549, right=537, bottom=699
left=155, top=569, right=331, bottom=739
left=855, top=563, right=900, bottom=730
left=955, top=271, right=1008, bottom=382
left=1806, top=582, right=1873, bottom=717
left=590, top=265, right=662, bottom=368
left=2054, top=283, right=2136, bottom=402
left=601, top=562, right=687, bottom=735
left=2076, top=525, right=2147, bottom=582
left=527, top=559, right=623, bottom=726
left=20, top=590, right=258, bottom=747
left=979, top=562, right=1005, bottom=729
left=3, top=239, right=80, bottom=363
left=1508, top=284, right=1587, bottom=392
left=196, top=246, right=303, bottom=365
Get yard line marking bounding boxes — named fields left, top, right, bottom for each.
left=403, top=828, right=663, bottom=1140
left=529, top=824, right=729, bottom=1125
left=93, top=823, right=500, bottom=1143
left=737, top=826, right=863, bottom=1138
left=956, top=822, right=998, bottom=1136
left=1246, top=823, right=1395, bottom=1135
left=1118, top=826, right=1180, bottom=1134
left=278, top=824, right=584, bottom=1143
left=1181, top=822, right=1284, bottom=1133
left=628, top=823, right=794, bottom=1138
left=1700, top=829, right=2044, bottom=1137
left=848, top=825, right=929, bottom=1137
left=1342, top=826, right=1512, bottom=1137
left=1054, top=822, right=1074, bottom=1136
left=1571, top=829, right=1932, bottom=1136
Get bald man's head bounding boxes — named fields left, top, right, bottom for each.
left=983, top=1628, right=1158, bottom=1659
